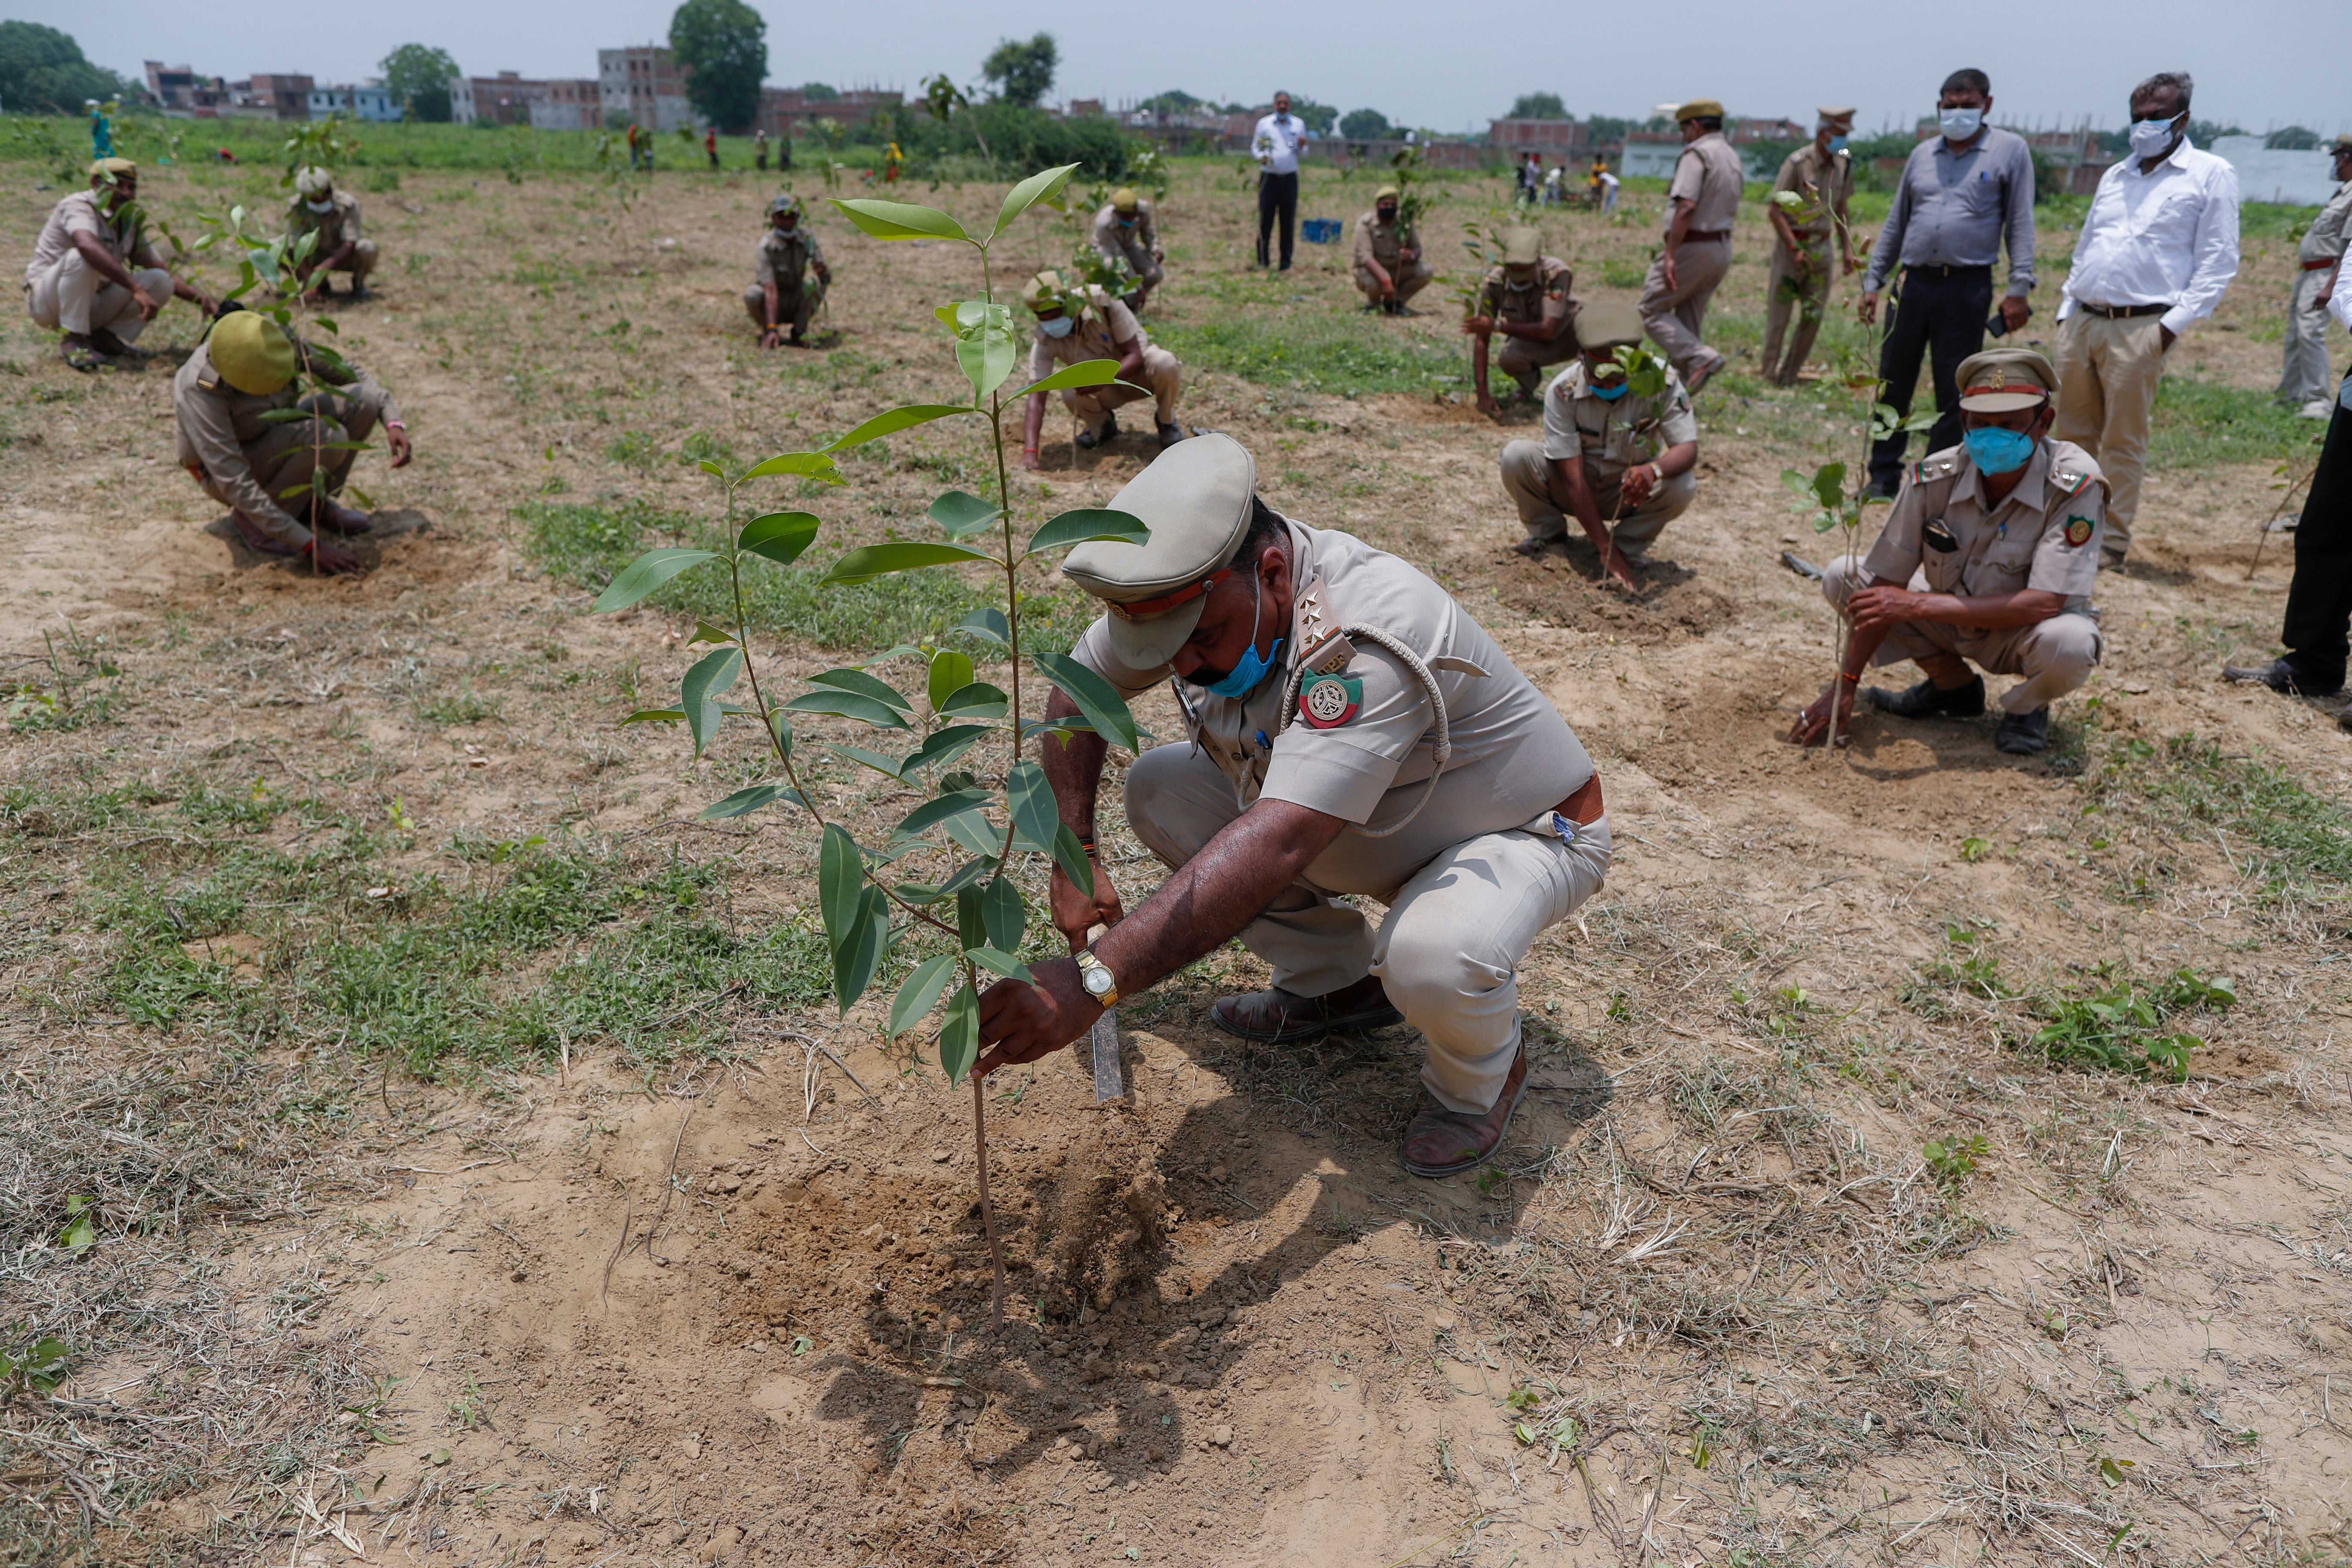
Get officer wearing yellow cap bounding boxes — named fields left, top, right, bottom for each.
left=24, top=158, right=213, bottom=369
left=1017, top=269, right=1185, bottom=465
left=746, top=193, right=830, bottom=348
left=1091, top=186, right=1164, bottom=308
left=286, top=166, right=377, bottom=302
left=1352, top=184, right=1432, bottom=314
left=1638, top=97, right=1743, bottom=392
left=1498, top=300, right=1700, bottom=586
left=1791, top=346, right=2106, bottom=757
left=968, top=433, right=1612, bottom=1179
left=1463, top=228, right=1577, bottom=414
left=172, top=307, right=413, bottom=574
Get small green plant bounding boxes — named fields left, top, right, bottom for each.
left=0, top=1326, right=72, bottom=1398
left=1922, top=1132, right=1988, bottom=1192
left=58, top=1197, right=96, bottom=1253
left=2021, top=970, right=2234, bottom=1083
left=1959, top=836, right=1991, bottom=863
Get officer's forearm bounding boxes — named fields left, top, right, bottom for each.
left=1656, top=440, right=1698, bottom=480
left=1022, top=392, right=1047, bottom=452
left=1664, top=199, right=1695, bottom=252
left=1093, top=799, right=1347, bottom=998
left=1038, top=689, right=1106, bottom=839
left=326, top=241, right=355, bottom=271
left=1471, top=334, right=1491, bottom=390
left=1112, top=338, right=1146, bottom=385
left=1554, top=458, right=1606, bottom=537
left=71, top=231, right=136, bottom=291
left=1913, top=588, right=2067, bottom=629
left=763, top=282, right=780, bottom=328
left=1769, top=211, right=1799, bottom=252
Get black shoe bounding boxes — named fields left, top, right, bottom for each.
left=2223, top=658, right=2344, bottom=698
left=1995, top=707, right=2051, bottom=755
left=1073, top=412, right=1119, bottom=451
left=1865, top=675, right=1985, bottom=719
left=1861, top=478, right=1899, bottom=502
left=2101, top=548, right=2127, bottom=572
left=1157, top=421, right=1185, bottom=449
left=347, top=284, right=371, bottom=302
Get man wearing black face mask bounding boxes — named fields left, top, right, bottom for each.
left=1859, top=69, right=2038, bottom=499
left=1351, top=185, right=1431, bottom=312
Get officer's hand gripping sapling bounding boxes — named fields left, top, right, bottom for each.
left=590, top=165, right=1149, bottom=1332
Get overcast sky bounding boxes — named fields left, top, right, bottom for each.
left=26, top=0, right=2348, bottom=137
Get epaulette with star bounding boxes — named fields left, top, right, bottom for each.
left=2050, top=466, right=2094, bottom=497
left=1913, top=452, right=1962, bottom=485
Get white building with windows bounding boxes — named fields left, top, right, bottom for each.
left=307, top=81, right=401, bottom=122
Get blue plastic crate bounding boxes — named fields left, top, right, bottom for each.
left=1300, top=218, right=1342, bottom=244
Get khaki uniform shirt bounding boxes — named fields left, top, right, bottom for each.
left=285, top=190, right=362, bottom=256
left=1091, top=202, right=1160, bottom=257
left=755, top=226, right=825, bottom=291
left=1666, top=131, right=1744, bottom=233
left=1772, top=143, right=1852, bottom=243
left=173, top=334, right=401, bottom=546
left=2298, top=179, right=2352, bottom=264
left=1477, top=257, right=1574, bottom=331
left=27, top=190, right=160, bottom=285
left=1071, top=518, right=1593, bottom=877
left=1026, top=288, right=1146, bottom=381
left=1538, top=360, right=1700, bottom=485
left=1352, top=210, right=1420, bottom=272
left=1863, top=440, right=2106, bottom=611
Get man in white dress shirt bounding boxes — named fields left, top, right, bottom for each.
left=1253, top=92, right=1309, bottom=271
left=2050, top=71, right=2240, bottom=569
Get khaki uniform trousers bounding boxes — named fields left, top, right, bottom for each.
left=2049, top=313, right=2167, bottom=557
left=1761, top=239, right=1834, bottom=386
left=2280, top=267, right=2337, bottom=409
left=317, top=237, right=377, bottom=290
left=1823, top=554, right=2100, bottom=714
left=1097, top=235, right=1164, bottom=289
left=1123, top=741, right=1611, bottom=1114
left=1060, top=344, right=1181, bottom=434
left=1498, top=439, right=1696, bottom=556
left=26, top=254, right=175, bottom=341
left=1494, top=331, right=1578, bottom=398
left=1354, top=257, right=1435, bottom=308
left=193, top=392, right=382, bottom=526
left=1638, top=233, right=1732, bottom=381
left=742, top=277, right=826, bottom=338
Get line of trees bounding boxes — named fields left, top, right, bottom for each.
left=0, top=22, right=136, bottom=114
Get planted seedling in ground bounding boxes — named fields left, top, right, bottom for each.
left=591, top=163, right=1150, bottom=1330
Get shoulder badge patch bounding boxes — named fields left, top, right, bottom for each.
left=2062, top=514, right=2096, bottom=547
left=1298, top=673, right=1363, bottom=729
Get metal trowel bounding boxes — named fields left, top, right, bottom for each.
left=1084, top=923, right=1123, bottom=1102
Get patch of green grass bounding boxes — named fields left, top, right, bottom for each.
left=417, top=690, right=502, bottom=726
left=1152, top=309, right=1469, bottom=395
left=2090, top=732, right=2352, bottom=907
left=2017, top=969, right=2236, bottom=1083
left=2146, top=377, right=2317, bottom=469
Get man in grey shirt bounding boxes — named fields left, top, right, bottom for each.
left=1859, top=68, right=2037, bottom=496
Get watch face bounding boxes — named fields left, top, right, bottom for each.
left=1084, top=966, right=1115, bottom=996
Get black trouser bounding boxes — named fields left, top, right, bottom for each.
left=1256, top=171, right=1298, bottom=269
left=1869, top=263, right=1994, bottom=492
left=2282, top=378, right=2352, bottom=688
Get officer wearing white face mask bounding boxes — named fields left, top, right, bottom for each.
left=285, top=167, right=376, bottom=303
left=1017, top=269, right=1185, bottom=466
left=1858, top=70, right=2037, bottom=499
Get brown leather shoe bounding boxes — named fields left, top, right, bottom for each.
left=311, top=499, right=374, bottom=536
left=1399, top=1047, right=1529, bottom=1178
left=228, top=511, right=300, bottom=556
left=1210, top=974, right=1402, bottom=1044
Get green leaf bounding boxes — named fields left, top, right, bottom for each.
left=992, top=162, right=1080, bottom=238
left=980, top=876, right=1026, bottom=952
left=897, top=788, right=994, bottom=836
left=739, top=511, right=821, bottom=566
left=939, top=982, right=981, bottom=1085
left=1003, top=357, right=1125, bottom=404
left=940, top=808, right=1000, bottom=859
left=964, top=946, right=1034, bottom=983
left=591, top=548, right=717, bottom=612
left=1810, top=461, right=1847, bottom=511
left=827, top=404, right=976, bottom=450
left=928, top=649, right=977, bottom=711
left=829, top=745, right=908, bottom=781
left=833, top=885, right=889, bottom=1011
left=937, top=857, right=998, bottom=900
left=822, top=540, right=994, bottom=585
left=699, top=783, right=805, bottom=820
left=742, top=450, right=845, bottom=485
left=680, top=646, right=743, bottom=757
left=1026, top=507, right=1149, bottom=557
left=1006, top=760, right=1058, bottom=853
left=938, top=681, right=1010, bottom=720
left=945, top=297, right=1020, bottom=404
left=818, top=822, right=863, bottom=971
left=1034, top=653, right=1142, bottom=753
left=698, top=459, right=725, bottom=478
left=828, top=197, right=973, bottom=244
left=779, top=690, right=911, bottom=730
left=888, top=954, right=959, bottom=1037
left=955, top=884, right=987, bottom=953
left=929, top=490, right=1004, bottom=538
left=952, top=607, right=1011, bottom=647
left=1053, top=822, right=1096, bottom=898
left=807, top=668, right=914, bottom=713
left=902, top=723, right=991, bottom=775
left=689, top=619, right=741, bottom=646
left=769, top=711, right=794, bottom=759
left=619, top=708, right=685, bottom=726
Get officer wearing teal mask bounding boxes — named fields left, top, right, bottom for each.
left=1792, top=346, right=2108, bottom=758
left=1761, top=105, right=1859, bottom=386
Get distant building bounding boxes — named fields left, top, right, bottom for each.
left=219, top=74, right=314, bottom=120
left=1066, top=98, right=1103, bottom=119
left=308, top=82, right=401, bottom=122
left=448, top=72, right=597, bottom=128
left=143, top=61, right=227, bottom=115
left=599, top=46, right=695, bottom=133
left=752, top=86, right=900, bottom=140
left=1490, top=117, right=1589, bottom=156
left=532, top=79, right=604, bottom=131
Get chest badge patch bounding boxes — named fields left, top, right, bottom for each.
left=1299, top=674, right=1363, bottom=729
left=2062, top=514, right=2095, bottom=548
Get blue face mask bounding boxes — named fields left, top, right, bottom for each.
left=1197, top=570, right=1283, bottom=697
left=1590, top=375, right=1630, bottom=401
left=1963, top=426, right=2036, bottom=475
left=1038, top=313, right=1076, bottom=339
left=1826, top=134, right=1849, bottom=153
left=1938, top=106, right=1984, bottom=141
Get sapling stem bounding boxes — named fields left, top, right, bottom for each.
left=971, top=1074, right=1008, bottom=1330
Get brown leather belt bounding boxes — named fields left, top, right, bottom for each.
left=1684, top=229, right=1731, bottom=242
left=2077, top=301, right=2168, bottom=318
left=2305, top=257, right=2341, bottom=271
left=1555, top=774, right=1605, bottom=826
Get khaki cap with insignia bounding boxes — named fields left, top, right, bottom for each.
left=1375, top=184, right=1400, bottom=202
left=1111, top=186, right=1139, bottom=212
left=210, top=311, right=298, bottom=397
left=2332, top=133, right=2352, bottom=155
left=1020, top=268, right=1073, bottom=312
left=293, top=165, right=333, bottom=198
left=1501, top=227, right=1541, bottom=266
left=89, top=156, right=136, bottom=179
left=1817, top=106, right=1856, bottom=127
left=1063, top=434, right=1258, bottom=667
left=1674, top=98, right=1724, bottom=122
left=1576, top=299, right=1645, bottom=352
left=1954, top=347, right=2057, bottom=412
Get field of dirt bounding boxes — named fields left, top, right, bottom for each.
left=3, top=152, right=2351, bottom=1568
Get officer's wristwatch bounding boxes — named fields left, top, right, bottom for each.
left=1074, top=946, right=1120, bottom=1008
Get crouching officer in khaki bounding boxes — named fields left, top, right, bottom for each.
left=1353, top=184, right=1432, bottom=313
left=745, top=195, right=830, bottom=348
left=26, top=158, right=214, bottom=369
left=1018, top=269, right=1185, bottom=465
left=174, top=307, right=411, bottom=576
left=1790, top=348, right=2103, bottom=757
left=1498, top=301, right=1699, bottom=586
left=1464, top=228, right=1576, bottom=414
left=287, top=167, right=377, bottom=302
left=1092, top=187, right=1164, bottom=307
left=969, top=434, right=1611, bottom=1177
